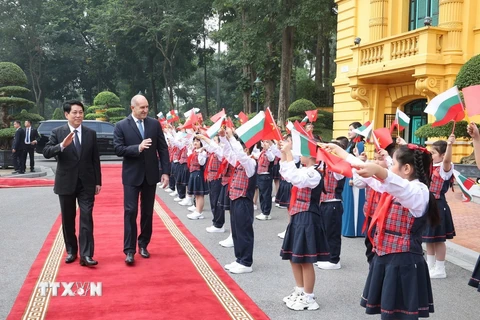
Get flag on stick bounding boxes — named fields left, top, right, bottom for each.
left=424, top=86, right=465, bottom=127
left=263, top=107, right=282, bottom=141
left=353, top=121, right=373, bottom=140
left=210, top=108, right=226, bottom=123
left=291, top=129, right=317, bottom=158
left=372, top=128, right=393, bottom=150
left=166, top=110, right=179, bottom=123
left=453, top=170, right=476, bottom=202
left=206, top=115, right=226, bottom=138
left=235, top=111, right=249, bottom=125
left=462, top=84, right=480, bottom=117
left=316, top=147, right=353, bottom=178
left=235, top=111, right=266, bottom=148
left=391, top=108, right=410, bottom=134
left=305, top=110, right=318, bottom=122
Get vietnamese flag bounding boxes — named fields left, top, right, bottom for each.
left=262, top=107, right=282, bottom=141
left=372, top=128, right=393, bottom=150
left=235, top=111, right=249, bottom=125
left=197, top=113, right=204, bottom=124
left=210, top=108, right=226, bottom=123
left=166, top=110, right=179, bottom=123
left=425, top=86, right=465, bottom=127
left=182, top=112, right=198, bottom=129
left=305, top=110, right=318, bottom=122
left=225, top=117, right=234, bottom=129
left=462, top=84, right=480, bottom=117
left=316, top=148, right=353, bottom=178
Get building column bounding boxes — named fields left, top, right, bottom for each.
left=439, top=0, right=464, bottom=55
left=369, top=0, right=388, bottom=41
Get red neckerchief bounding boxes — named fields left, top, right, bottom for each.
left=362, top=187, right=377, bottom=233
left=187, top=150, right=196, bottom=169
left=204, top=153, right=215, bottom=181
left=214, top=158, right=229, bottom=180
left=367, top=192, right=394, bottom=246
left=228, top=161, right=241, bottom=186
left=288, top=186, right=298, bottom=215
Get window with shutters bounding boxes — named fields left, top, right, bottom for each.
left=409, top=0, right=439, bottom=31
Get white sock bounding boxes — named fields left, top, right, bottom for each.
left=426, top=255, right=435, bottom=269
left=295, top=286, right=304, bottom=293
left=304, top=292, right=315, bottom=302
left=436, top=260, right=445, bottom=269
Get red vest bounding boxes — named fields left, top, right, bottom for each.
left=257, top=151, right=270, bottom=174
left=172, top=146, right=181, bottom=161
left=229, top=164, right=256, bottom=200
left=288, top=181, right=322, bottom=216
left=319, top=168, right=344, bottom=202
left=364, top=186, right=380, bottom=218
left=373, top=200, right=426, bottom=256
left=429, top=166, right=452, bottom=199
left=178, top=147, right=188, bottom=164
left=205, top=153, right=221, bottom=181
left=221, top=163, right=235, bottom=186
left=189, top=152, right=201, bottom=172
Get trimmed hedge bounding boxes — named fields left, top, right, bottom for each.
left=414, top=121, right=479, bottom=139
left=0, top=62, right=28, bottom=87
left=93, top=91, right=121, bottom=108
left=10, top=109, right=45, bottom=122
left=288, top=99, right=316, bottom=117
left=455, top=54, right=480, bottom=90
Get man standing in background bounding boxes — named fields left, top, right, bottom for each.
left=12, top=120, right=25, bottom=174
left=23, top=120, right=39, bottom=172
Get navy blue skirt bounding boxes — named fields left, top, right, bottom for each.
left=170, top=162, right=178, bottom=177
left=272, top=163, right=281, bottom=179
left=217, top=184, right=231, bottom=211
left=361, top=252, right=434, bottom=319
left=422, top=197, right=455, bottom=243
left=275, top=179, right=292, bottom=207
left=280, top=211, right=330, bottom=263
left=187, top=170, right=209, bottom=195
left=468, top=255, right=480, bottom=292
left=175, top=163, right=189, bottom=185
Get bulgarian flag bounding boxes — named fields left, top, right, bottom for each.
left=391, top=108, right=410, bottom=132
left=235, top=111, right=266, bottom=148
left=157, top=112, right=165, bottom=120
left=291, top=129, right=317, bottom=158
left=353, top=120, right=373, bottom=140
left=300, top=116, right=309, bottom=126
left=206, top=115, right=225, bottom=138
left=453, top=170, right=476, bottom=202
left=424, top=86, right=465, bottom=127
left=166, top=110, right=179, bottom=123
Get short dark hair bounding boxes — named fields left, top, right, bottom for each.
left=14, top=120, right=21, bottom=126
left=25, top=120, right=32, bottom=125
left=63, top=100, right=84, bottom=113
left=335, top=136, right=349, bottom=150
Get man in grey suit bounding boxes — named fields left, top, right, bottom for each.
left=43, top=100, right=102, bottom=267
left=114, top=95, right=170, bottom=265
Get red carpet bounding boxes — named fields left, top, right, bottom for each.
left=8, top=164, right=268, bottom=320
left=0, top=177, right=54, bottom=188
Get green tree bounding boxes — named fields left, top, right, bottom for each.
left=0, top=62, right=35, bottom=128
left=86, top=91, right=126, bottom=123
left=52, top=108, right=64, bottom=120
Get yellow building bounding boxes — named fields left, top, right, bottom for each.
left=333, top=0, right=480, bottom=162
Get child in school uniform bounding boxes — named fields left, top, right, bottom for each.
left=279, top=138, right=329, bottom=311
left=329, top=142, right=439, bottom=319
left=467, top=122, right=480, bottom=292
left=186, top=136, right=209, bottom=219
left=316, top=141, right=346, bottom=270
left=171, top=134, right=193, bottom=205
left=219, top=127, right=257, bottom=274
left=423, top=134, right=456, bottom=278
left=255, top=140, right=275, bottom=221
left=197, top=134, right=227, bottom=233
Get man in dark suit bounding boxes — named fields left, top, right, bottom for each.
left=23, top=120, right=39, bottom=172
left=12, top=120, right=26, bottom=174
left=43, top=100, right=102, bottom=267
left=114, top=94, right=170, bottom=265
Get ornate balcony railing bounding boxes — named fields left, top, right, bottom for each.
left=352, top=27, right=448, bottom=74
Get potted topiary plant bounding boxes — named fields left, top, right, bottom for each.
left=85, top=91, right=125, bottom=123
left=0, top=62, right=35, bottom=168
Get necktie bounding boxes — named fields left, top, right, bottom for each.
left=74, top=129, right=82, bottom=155
left=137, top=120, right=144, bottom=139
left=26, top=128, right=30, bottom=144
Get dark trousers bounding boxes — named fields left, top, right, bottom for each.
left=13, top=149, right=25, bottom=172
left=209, top=179, right=223, bottom=228
left=175, top=163, right=188, bottom=199
left=123, top=180, right=156, bottom=254
left=169, top=162, right=177, bottom=190
left=257, top=174, right=272, bottom=215
left=230, top=197, right=254, bottom=267
left=320, top=201, right=343, bottom=264
left=58, top=179, right=95, bottom=257
left=23, top=145, right=35, bottom=171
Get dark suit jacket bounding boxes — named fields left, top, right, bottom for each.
left=43, top=124, right=102, bottom=195
left=114, top=115, right=170, bottom=186
left=25, top=127, right=39, bottom=146
left=12, top=128, right=26, bottom=150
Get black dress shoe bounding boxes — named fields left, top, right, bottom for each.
left=30, top=169, right=35, bottom=172
left=139, top=247, right=150, bottom=258
left=125, top=253, right=135, bottom=265
left=80, top=256, right=98, bottom=267
left=65, top=254, right=77, bottom=264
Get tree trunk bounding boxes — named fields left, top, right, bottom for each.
left=323, top=36, right=333, bottom=106
left=0, top=105, right=8, bottom=129
left=278, top=26, right=295, bottom=129
left=148, top=54, right=158, bottom=117
left=241, top=8, right=252, bottom=114
left=204, top=33, right=209, bottom=117
left=264, top=41, right=276, bottom=113
left=315, top=23, right=324, bottom=90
